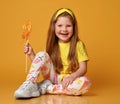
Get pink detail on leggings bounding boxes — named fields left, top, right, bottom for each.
left=33, top=58, right=40, bottom=64
left=55, top=85, right=62, bottom=90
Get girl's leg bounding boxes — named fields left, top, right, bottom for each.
left=26, top=51, right=57, bottom=83
left=46, top=76, right=91, bottom=95
left=14, top=51, right=58, bottom=98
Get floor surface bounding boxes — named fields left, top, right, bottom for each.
left=1, top=80, right=120, bottom=104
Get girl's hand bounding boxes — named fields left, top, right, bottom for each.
left=24, top=43, right=33, bottom=55
left=62, top=61, right=87, bottom=89
left=24, top=43, right=35, bottom=61
left=62, top=74, right=76, bottom=89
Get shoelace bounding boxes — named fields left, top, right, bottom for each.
left=20, top=81, right=33, bottom=90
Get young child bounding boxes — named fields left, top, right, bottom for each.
left=14, top=8, right=91, bottom=98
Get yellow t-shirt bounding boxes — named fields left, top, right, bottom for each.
left=59, top=40, right=89, bottom=75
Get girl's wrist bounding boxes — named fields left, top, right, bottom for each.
left=29, top=52, right=35, bottom=61
left=71, top=73, right=78, bottom=80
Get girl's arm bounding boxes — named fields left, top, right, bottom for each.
left=62, top=61, right=87, bottom=89
left=29, top=51, right=35, bottom=62
left=24, top=43, right=36, bottom=62
left=71, top=61, right=87, bottom=79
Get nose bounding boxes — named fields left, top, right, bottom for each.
left=62, top=26, right=67, bottom=32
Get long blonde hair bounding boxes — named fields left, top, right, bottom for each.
left=46, top=8, right=80, bottom=73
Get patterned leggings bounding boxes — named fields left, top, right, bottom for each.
left=26, top=52, right=91, bottom=95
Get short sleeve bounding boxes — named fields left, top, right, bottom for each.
left=77, top=41, right=89, bottom=62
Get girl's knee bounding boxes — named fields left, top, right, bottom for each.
left=77, top=76, right=91, bottom=85
left=34, top=51, right=51, bottom=64
left=36, top=51, right=49, bottom=57
left=68, top=76, right=91, bottom=90
left=36, top=52, right=50, bottom=60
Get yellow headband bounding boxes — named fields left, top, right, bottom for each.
left=55, top=8, right=74, bottom=20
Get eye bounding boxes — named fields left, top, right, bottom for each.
left=57, top=24, right=62, bottom=27
left=66, top=25, right=72, bottom=27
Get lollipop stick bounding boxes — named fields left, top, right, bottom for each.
left=25, top=53, right=28, bottom=73
left=22, top=20, right=31, bottom=73
left=25, top=39, right=29, bottom=73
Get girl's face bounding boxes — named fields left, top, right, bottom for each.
left=55, top=16, right=73, bottom=43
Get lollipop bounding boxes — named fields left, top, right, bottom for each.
left=22, top=20, right=31, bottom=42
left=22, top=20, right=32, bottom=73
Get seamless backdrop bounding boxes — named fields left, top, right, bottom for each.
left=0, top=0, right=120, bottom=101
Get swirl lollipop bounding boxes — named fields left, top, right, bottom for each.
left=22, top=20, right=31, bottom=42
left=22, top=20, right=32, bottom=73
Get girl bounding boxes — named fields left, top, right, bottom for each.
left=14, top=8, right=91, bottom=98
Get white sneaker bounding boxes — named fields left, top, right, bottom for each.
left=14, top=81, right=40, bottom=98
left=37, top=80, right=52, bottom=95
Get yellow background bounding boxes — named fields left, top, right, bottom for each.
left=0, top=0, right=120, bottom=103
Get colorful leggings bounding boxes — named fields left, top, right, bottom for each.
left=26, top=52, right=91, bottom=95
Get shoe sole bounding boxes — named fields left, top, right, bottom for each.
left=14, top=90, right=40, bottom=98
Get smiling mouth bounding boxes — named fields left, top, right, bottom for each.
left=60, top=33, right=68, bottom=35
